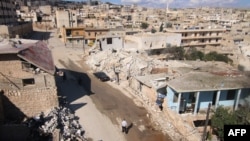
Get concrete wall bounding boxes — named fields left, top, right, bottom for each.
left=125, top=33, right=181, bottom=50
left=0, top=26, right=9, bottom=37
left=217, top=90, right=236, bottom=107
left=98, top=36, right=123, bottom=51
left=56, top=10, right=70, bottom=28
left=129, top=78, right=157, bottom=105
left=166, top=87, right=178, bottom=111
left=0, top=23, right=33, bottom=38
left=198, top=91, right=214, bottom=110
left=39, top=5, right=51, bottom=15
left=167, top=85, right=250, bottom=113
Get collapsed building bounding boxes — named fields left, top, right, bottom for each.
left=86, top=32, right=250, bottom=140
left=0, top=38, right=87, bottom=141
left=0, top=39, right=61, bottom=140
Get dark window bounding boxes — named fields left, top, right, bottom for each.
left=107, top=38, right=112, bottom=44
left=227, top=90, right=236, bottom=100
left=22, top=78, right=35, bottom=86
left=21, top=62, right=31, bottom=71
left=66, top=30, right=71, bottom=36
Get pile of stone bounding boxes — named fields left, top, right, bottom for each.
left=26, top=107, right=86, bottom=141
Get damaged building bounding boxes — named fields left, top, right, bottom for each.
left=86, top=31, right=250, bottom=116
left=0, top=39, right=59, bottom=140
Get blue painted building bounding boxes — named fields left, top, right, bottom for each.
left=165, top=71, right=250, bottom=114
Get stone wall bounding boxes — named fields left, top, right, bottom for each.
left=2, top=87, right=58, bottom=121
left=129, top=78, right=156, bottom=105
left=0, top=55, right=58, bottom=121
left=0, top=54, right=33, bottom=78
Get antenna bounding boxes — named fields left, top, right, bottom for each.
left=166, top=0, right=170, bottom=13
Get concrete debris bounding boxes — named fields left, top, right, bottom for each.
left=25, top=107, right=86, bottom=141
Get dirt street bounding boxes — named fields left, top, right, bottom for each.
left=57, top=56, right=172, bottom=141
left=31, top=28, right=173, bottom=141
left=82, top=63, right=172, bottom=141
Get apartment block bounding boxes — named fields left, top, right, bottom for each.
left=0, top=0, right=18, bottom=25
left=56, top=10, right=77, bottom=28
left=166, top=27, right=226, bottom=47
left=61, top=27, right=109, bottom=47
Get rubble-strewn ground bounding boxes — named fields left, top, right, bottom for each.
left=85, top=48, right=208, bottom=141
left=47, top=28, right=172, bottom=141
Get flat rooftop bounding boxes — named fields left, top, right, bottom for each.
left=167, top=71, right=250, bottom=93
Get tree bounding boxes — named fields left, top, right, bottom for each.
left=204, top=51, right=233, bottom=64
left=140, top=22, right=149, bottom=29
left=211, top=106, right=237, bottom=140
left=170, top=47, right=185, bottom=60
left=185, top=48, right=204, bottom=60
left=151, top=28, right=157, bottom=33
left=166, top=22, right=172, bottom=28
left=211, top=105, right=250, bottom=140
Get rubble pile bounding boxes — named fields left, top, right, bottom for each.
left=87, top=49, right=171, bottom=79
left=26, top=107, right=86, bottom=141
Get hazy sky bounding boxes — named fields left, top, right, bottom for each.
left=67, top=0, right=250, bottom=8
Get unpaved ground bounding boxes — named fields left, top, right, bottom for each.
left=42, top=28, right=172, bottom=141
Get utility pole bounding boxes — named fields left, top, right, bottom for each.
left=202, top=103, right=211, bottom=141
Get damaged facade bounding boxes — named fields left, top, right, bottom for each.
left=86, top=31, right=250, bottom=116
left=0, top=40, right=58, bottom=123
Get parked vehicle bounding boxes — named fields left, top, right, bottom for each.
left=93, top=72, right=110, bottom=82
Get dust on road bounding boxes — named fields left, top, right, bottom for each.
left=60, top=58, right=173, bottom=141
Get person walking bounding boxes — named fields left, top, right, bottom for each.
left=121, top=119, right=128, bottom=134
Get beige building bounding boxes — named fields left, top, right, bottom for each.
left=166, top=28, right=226, bottom=47
left=0, top=22, right=33, bottom=38
left=0, top=40, right=58, bottom=123
left=62, top=27, right=85, bottom=47
left=56, top=10, right=77, bottom=28
left=0, top=0, right=33, bottom=38
left=61, top=27, right=109, bottom=47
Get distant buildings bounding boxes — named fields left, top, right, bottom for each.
left=61, top=26, right=109, bottom=47
left=0, top=0, right=33, bottom=38
left=0, top=0, right=18, bottom=25
left=166, top=27, right=225, bottom=48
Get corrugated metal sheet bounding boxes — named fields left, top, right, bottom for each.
left=18, top=41, right=55, bottom=75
